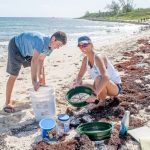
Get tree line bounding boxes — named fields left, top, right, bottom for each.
left=84, top=0, right=135, bottom=17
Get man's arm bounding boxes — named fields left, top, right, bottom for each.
left=31, top=49, right=46, bottom=91
left=37, top=54, right=46, bottom=86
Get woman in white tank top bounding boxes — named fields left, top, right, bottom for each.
left=74, top=36, right=122, bottom=104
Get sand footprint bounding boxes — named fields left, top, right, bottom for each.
left=0, top=111, right=26, bottom=126
left=13, top=100, right=31, bottom=111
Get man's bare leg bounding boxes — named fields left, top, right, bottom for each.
left=5, top=75, right=17, bottom=107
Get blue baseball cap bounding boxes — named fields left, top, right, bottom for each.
left=78, top=36, right=92, bottom=45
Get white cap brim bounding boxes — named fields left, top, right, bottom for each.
left=78, top=40, right=89, bottom=44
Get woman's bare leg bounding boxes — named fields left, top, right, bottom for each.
left=94, top=76, right=118, bottom=100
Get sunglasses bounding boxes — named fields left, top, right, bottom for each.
left=78, top=43, right=89, bottom=49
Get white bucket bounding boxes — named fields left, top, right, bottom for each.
left=29, top=86, right=56, bottom=121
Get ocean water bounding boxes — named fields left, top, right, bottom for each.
left=0, top=17, right=144, bottom=47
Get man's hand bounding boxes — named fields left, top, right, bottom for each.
left=39, top=74, right=45, bottom=86
left=86, top=96, right=97, bottom=103
left=33, top=81, right=40, bottom=91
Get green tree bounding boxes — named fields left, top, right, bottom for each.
left=119, top=0, right=134, bottom=13
left=106, top=1, right=120, bottom=15
left=84, top=11, right=90, bottom=17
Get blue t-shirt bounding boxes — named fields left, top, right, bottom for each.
left=15, top=32, right=52, bottom=57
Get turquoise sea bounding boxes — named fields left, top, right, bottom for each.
left=0, top=17, right=145, bottom=53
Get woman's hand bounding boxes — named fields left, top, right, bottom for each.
left=73, top=79, right=82, bottom=88
left=86, top=96, right=97, bottom=103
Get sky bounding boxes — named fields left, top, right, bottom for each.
left=0, top=0, right=149, bottom=18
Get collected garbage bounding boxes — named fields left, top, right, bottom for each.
left=39, top=113, right=70, bottom=142
left=119, top=110, right=130, bottom=137
left=39, top=118, right=57, bottom=141
left=57, top=114, right=70, bottom=137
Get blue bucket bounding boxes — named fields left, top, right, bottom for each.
left=39, top=118, right=56, bottom=140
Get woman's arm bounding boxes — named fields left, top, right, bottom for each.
left=95, top=55, right=109, bottom=95
left=74, top=56, right=87, bottom=86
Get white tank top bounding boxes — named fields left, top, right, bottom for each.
left=87, top=55, right=121, bottom=84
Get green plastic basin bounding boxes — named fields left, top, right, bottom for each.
left=77, top=122, right=113, bottom=141
left=65, top=86, right=95, bottom=107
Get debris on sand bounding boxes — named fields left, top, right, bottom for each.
left=106, top=128, right=120, bottom=147
left=129, top=116, right=147, bottom=129
left=32, top=134, right=95, bottom=150
left=32, top=140, right=77, bottom=150
left=0, top=134, right=7, bottom=150
left=33, top=37, right=150, bottom=150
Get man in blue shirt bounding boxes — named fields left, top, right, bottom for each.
left=4, top=31, right=67, bottom=113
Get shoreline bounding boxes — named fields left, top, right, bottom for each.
left=79, top=17, right=150, bottom=26
left=0, top=18, right=149, bottom=45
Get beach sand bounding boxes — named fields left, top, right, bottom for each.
left=0, top=29, right=150, bottom=150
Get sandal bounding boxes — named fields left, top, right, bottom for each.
left=3, top=106, right=15, bottom=113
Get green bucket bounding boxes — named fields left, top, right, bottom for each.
left=77, top=122, right=113, bottom=141
left=65, top=86, right=95, bottom=107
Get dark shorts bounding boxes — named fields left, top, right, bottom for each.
left=116, top=83, right=122, bottom=95
left=6, top=37, right=32, bottom=76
